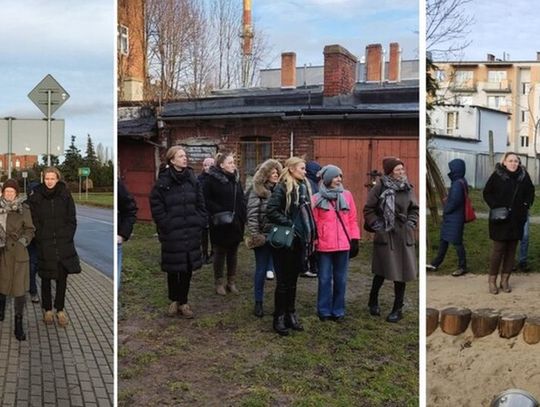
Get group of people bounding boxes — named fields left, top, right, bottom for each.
left=0, top=167, right=81, bottom=341
left=428, top=152, right=535, bottom=294
left=150, top=146, right=418, bottom=335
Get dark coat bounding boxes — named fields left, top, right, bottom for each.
left=306, top=161, right=322, bottom=194
left=202, top=166, right=246, bottom=248
left=363, top=179, right=418, bottom=282
left=28, top=182, right=81, bottom=279
left=0, top=199, right=35, bottom=297
left=118, top=180, right=138, bottom=241
left=150, top=166, right=207, bottom=273
left=483, top=164, right=535, bottom=241
left=440, top=159, right=467, bottom=244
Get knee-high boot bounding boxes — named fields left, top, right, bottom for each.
left=0, top=295, right=6, bottom=321
left=15, top=314, right=26, bottom=341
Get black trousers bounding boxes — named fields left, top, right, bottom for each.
left=0, top=294, right=25, bottom=315
left=42, top=269, right=68, bottom=312
left=369, top=275, right=406, bottom=312
left=167, top=271, right=193, bottom=305
left=272, top=243, right=303, bottom=316
left=201, top=227, right=212, bottom=257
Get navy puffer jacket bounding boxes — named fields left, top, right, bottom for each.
left=150, top=166, right=207, bottom=273
left=440, top=159, right=467, bottom=244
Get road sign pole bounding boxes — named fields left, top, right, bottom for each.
left=47, top=90, right=52, bottom=167
left=79, top=175, right=82, bottom=200
left=7, top=117, right=13, bottom=179
left=85, top=176, right=89, bottom=200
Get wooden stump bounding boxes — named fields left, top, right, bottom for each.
left=471, top=308, right=500, bottom=338
left=440, top=307, right=471, bottom=335
left=498, top=314, right=526, bottom=339
left=522, top=317, right=540, bottom=345
left=427, top=308, right=439, bottom=336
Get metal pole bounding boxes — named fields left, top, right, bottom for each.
left=47, top=90, right=52, bottom=167
left=85, top=176, right=88, bottom=200
left=7, top=117, right=13, bottom=179
left=79, top=175, right=82, bottom=200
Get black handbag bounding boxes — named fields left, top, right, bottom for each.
left=211, top=183, right=237, bottom=226
left=489, top=184, right=519, bottom=223
left=268, top=224, right=295, bottom=249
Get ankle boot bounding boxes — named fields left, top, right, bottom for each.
left=0, top=296, right=5, bottom=321
left=215, top=279, right=226, bottom=296
left=368, top=287, right=381, bottom=316
left=500, top=274, right=512, bottom=293
left=227, top=276, right=239, bottom=295
left=254, top=301, right=264, bottom=318
left=273, top=314, right=289, bottom=336
left=285, top=312, right=304, bottom=331
left=14, top=314, right=26, bottom=341
left=488, top=275, right=499, bottom=294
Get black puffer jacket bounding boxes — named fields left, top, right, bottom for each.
left=483, top=164, right=535, bottom=241
left=28, top=182, right=81, bottom=278
left=202, top=166, right=246, bottom=248
left=150, top=166, right=207, bottom=273
left=118, top=180, right=138, bottom=241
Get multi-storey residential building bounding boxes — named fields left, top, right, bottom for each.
left=433, top=53, right=540, bottom=157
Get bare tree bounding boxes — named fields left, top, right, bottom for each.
left=426, top=0, right=474, bottom=59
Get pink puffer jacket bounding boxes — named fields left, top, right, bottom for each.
left=312, top=190, right=361, bottom=252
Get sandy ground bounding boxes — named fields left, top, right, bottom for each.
left=427, top=273, right=540, bottom=406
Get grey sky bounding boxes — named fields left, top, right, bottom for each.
left=254, top=0, right=419, bottom=68
left=0, top=1, right=114, bottom=156
left=461, top=0, right=539, bottom=61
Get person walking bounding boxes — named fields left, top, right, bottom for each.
left=312, top=165, right=360, bottom=322
left=150, top=146, right=207, bottom=318
left=28, top=167, right=81, bottom=327
left=0, top=179, right=35, bottom=341
left=483, top=152, right=534, bottom=294
left=427, top=159, right=469, bottom=276
left=267, top=157, right=317, bottom=336
left=364, top=157, right=418, bottom=323
left=246, top=159, right=282, bottom=317
left=198, top=157, right=215, bottom=264
left=202, top=152, right=246, bottom=296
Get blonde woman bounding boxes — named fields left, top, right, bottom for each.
left=266, top=157, right=317, bottom=336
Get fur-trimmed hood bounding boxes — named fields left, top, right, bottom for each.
left=252, top=159, right=283, bottom=198
left=495, top=162, right=526, bottom=182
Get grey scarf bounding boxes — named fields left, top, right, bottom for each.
left=379, top=175, right=411, bottom=232
left=314, top=184, right=349, bottom=211
left=0, top=196, right=25, bottom=248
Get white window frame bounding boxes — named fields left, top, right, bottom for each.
left=118, top=25, right=129, bottom=56
left=446, top=111, right=459, bottom=135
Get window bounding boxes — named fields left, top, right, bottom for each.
left=239, top=136, right=273, bottom=179
left=522, top=82, right=530, bottom=95
left=522, top=110, right=529, bottom=123
left=488, top=70, right=507, bottom=82
left=487, top=96, right=507, bottom=110
left=15, top=159, right=20, bottom=168
left=118, top=25, right=129, bottom=55
left=446, top=111, right=459, bottom=135
left=455, top=71, right=473, bottom=82
left=521, top=135, right=529, bottom=148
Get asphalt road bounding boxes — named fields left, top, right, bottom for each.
left=75, top=205, right=114, bottom=278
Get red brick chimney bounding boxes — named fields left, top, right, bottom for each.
left=388, top=42, right=400, bottom=82
left=281, top=52, right=296, bottom=88
left=366, top=44, right=383, bottom=82
left=323, top=44, right=358, bottom=97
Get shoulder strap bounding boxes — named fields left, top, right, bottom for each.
left=331, top=201, right=351, bottom=243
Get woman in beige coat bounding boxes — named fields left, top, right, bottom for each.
left=0, top=179, right=35, bottom=341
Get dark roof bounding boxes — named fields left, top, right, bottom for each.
left=161, top=80, right=419, bottom=120
left=118, top=117, right=157, bottom=138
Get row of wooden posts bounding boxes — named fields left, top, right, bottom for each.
left=427, top=307, right=540, bottom=344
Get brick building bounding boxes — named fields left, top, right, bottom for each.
left=0, top=154, right=38, bottom=174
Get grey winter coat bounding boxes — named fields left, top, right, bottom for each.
left=0, top=199, right=35, bottom=297
left=363, top=179, right=418, bottom=282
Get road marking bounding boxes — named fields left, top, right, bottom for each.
left=76, top=215, right=113, bottom=226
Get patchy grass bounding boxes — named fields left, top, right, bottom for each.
left=427, top=217, right=540, bottom=275
left=73, top=192, right=113, bottom=208
left=468, top=188, right=540, bottom=216
left=119, top=223, right=419, bottom=407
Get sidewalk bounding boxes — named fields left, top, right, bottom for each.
left=0, top=262, right=113, bottom=407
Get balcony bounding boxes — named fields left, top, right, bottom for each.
left=449, top=80, right=476, bottom=92
left=484, top=80, right=512, bottom=93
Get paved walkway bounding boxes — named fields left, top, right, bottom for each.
left=0, top=262, right=113, bottom=407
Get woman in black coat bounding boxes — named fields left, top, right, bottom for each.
left=28, top=167, right=81, bottom=327
left=483, top=152, right=534, bottom=294
left=150, top=146, right=207, bottom=318
left=427, top=159, right=468, bottom=276
left=202, top=152, right=247, bottom=296
left=266, top=157, right=317, bottom=336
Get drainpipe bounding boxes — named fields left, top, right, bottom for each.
left=289, top=130, right=294, bottom=157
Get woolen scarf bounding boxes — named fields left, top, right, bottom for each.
left=379, top=175, right=412, bottom=232
left=314, top=183, right=349, bottom=211
left=0, top=196, right=25, bottom=248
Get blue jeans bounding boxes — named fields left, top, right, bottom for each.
left=117, top=243, right=123, bottom=293
left=28, top=242, right=38, bottom=295
left=519, top=214, right=530, bottom=265
left=253, top=243, right=273, bottom=302
left=317, top=251, right=349, bottom=318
